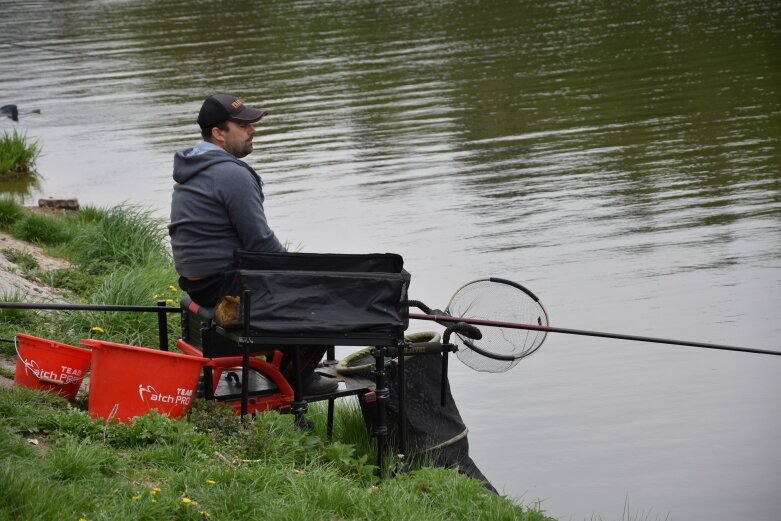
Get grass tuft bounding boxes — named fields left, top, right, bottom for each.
left=0, top=198, right=25, bottom=230
left=68, top=205, right=170, bottom=273
left=39, top=267, right=99, bottom=296
left=0, top=292, right=40, bottom=333
left=48, top=437, right=119, bottom=481
left=58, top=263, right=179, bottom=347
left=0, top=130, right=40, bottom=178
left=2, top=248, right=39, bottom=272
left=10, top=213, right=71, bottom=245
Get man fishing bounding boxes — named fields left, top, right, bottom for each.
left=168, top=93, right=337, bottom=395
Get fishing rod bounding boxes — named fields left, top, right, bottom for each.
left=407, top=278, right=779, bottom=373
left=409, top=311, right=779, bottom=357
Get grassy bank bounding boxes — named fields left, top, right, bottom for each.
left=0, top=200, right=178, bottom=347
left=1, top=386, right=548, bottom=521
left=0, top=201, right=555, bottom=521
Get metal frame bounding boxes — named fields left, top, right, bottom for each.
left=0, top=300, right=177, bottom=350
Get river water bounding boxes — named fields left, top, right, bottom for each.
left=2, top=1, right=780, bottom=519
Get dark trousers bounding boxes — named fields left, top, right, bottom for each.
left=278, top=345, right=329, bottom=382
left=178, top=274, right=231, bottom=308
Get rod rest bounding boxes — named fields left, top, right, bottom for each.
left=406, top=300, right=449, bottom=318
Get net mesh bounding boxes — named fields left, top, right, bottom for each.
left=447, top=279, right=549, bottom=373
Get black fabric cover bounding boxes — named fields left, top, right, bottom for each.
left=221, top=251, right=410, bottom=336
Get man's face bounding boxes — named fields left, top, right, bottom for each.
left=215, top=120, right=255, bottom=158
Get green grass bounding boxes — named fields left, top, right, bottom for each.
left=0, top=198, right=25, bottom=230
left=0, top=387, right=552, bottom=521
left=10, top=212, right=71, bottom=245
left=0, top=292, right=41, bottom=332
left=0, top=130, right=40, bottom=178
left=2, top=203, right=170, bottom=274
left=66, top=204, right=171, bottom=273
left=39, top=267, right=101, bottom=296
left=0, top=204, right=179, bottom=348
left=57, top=264, right=180, bottom=347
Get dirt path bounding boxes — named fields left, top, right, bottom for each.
left=0, top=231, right=71, bottom=301
left=1, top=232, right=75, bottom=385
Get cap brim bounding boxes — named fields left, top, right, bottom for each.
left=229, top=107, right=268, bottom=123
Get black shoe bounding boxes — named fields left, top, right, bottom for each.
left=302, top=371, right=338, bottom=395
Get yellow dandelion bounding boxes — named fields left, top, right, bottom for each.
left=181, top=497, right=192, bottom=504
left=153, top=294, right=160, bottom=299
left=166, top=298, right=175, bottom=306
left=205, top=479, right=216, bottom=485
left=168, top=285, right=178, bottom=293
left=200, top=512, right=211, bottom=518
left=132, top=495, right=141, bottom=501
left=79, top=518, right=89, bottom=521
left=151, top=487, right=161, bottom=495
left=90, top=326, right=105, bottom=334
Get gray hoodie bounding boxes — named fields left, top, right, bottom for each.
left=168, top=142, right=286, bottom=278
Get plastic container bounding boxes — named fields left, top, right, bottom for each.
left=14, top=333, right=92, bottom=401
left=82, top=339, right=207, bottom=423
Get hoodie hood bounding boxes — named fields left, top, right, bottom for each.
left=173, top=145, right=246, bottom=184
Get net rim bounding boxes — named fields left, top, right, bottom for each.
left=445, top=278, right=550, bottom=371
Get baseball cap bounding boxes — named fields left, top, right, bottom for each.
left=197, top=94, right=268, bottom=131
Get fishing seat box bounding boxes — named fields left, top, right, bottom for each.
left=214, top=250, right=411, bottom=347
left=182, top=250, right=411, bottom=467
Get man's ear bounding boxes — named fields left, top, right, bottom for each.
left=211, top=126, right=225, bottom=144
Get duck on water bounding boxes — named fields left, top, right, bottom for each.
left=1, top=104, right=41, bottom=122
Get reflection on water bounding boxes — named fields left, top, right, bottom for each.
left=2, top=1, right=780, bottom=519
left=0, top=176, right=41, bottom=201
